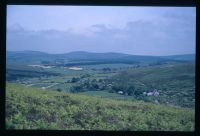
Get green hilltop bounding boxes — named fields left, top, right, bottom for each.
left=6, top=83, right=194, bottom=131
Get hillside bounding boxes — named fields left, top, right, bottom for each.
left=106, top=62, right=195, bottom=108
left=160, top=54, right=195, bottom=61
left=6, top=83, right=194, bottom=130
left=6, top=51, right=195, bottom=65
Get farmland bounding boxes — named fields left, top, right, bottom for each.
left=6, top=51, right=195, bottom=130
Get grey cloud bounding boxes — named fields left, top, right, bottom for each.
left=7, top=18, right=195, bottom=55
left=91, top=24, right=107, bottom=29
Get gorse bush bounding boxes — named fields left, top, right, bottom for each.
left=6, top=83, right=194, bottom=130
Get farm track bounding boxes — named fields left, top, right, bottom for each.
left=42, top=83, right=59, bottom=89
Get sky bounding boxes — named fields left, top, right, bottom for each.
left=7, top=6, right=196, bottom=56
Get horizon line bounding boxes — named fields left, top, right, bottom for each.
left=6, top=50, right=195, bottom=57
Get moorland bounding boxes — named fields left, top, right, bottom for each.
left=6, top=51, right=195, bottom=130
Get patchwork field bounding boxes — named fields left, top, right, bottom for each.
left=6, top=51, right=195, bottom=130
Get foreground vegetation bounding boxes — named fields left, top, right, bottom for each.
left=6, top=83, right=194, bottom=131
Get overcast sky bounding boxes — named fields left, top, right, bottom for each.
left=7, top=6, right=196, bottom=56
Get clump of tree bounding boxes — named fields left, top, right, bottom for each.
left=90, top=79, right=99, bottom=90
left=70, top=85, right=83, bottom=93
left=102, top=67, right=111, bottom=72
left=111, top=84, right=136, bottom=96
left=80, top=74, right=90, bottom=79
left=71, top=77, right=80, bottom=83
left=56, top=88, right=62, bottom=92
left=41, top=60, right=51, bottom=65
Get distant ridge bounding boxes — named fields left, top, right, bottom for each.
left=160, top=54, right=195, bottom=61
left=7, top=50, right=195, bottom=57
left=7, top=50, right=195, bottom=65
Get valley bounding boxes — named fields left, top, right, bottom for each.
left=6, top=51, right=195, bottom=130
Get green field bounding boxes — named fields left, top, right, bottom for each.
left=6, top=62, right=195, bottom=108
left=6, top=51, right=195, bottom=130
left=6, top=83, right=194, bottom=130
left=107, top=62, right=195, bottom=108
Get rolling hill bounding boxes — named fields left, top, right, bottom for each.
left=6, top=50, right=195, bottom=65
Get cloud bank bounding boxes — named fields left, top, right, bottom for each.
left=7, top=6, right=196, bottom=56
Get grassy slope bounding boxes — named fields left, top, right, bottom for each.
left=6, top=83, right=194, bottom=131
left=110, top=62, right=195, bottom=108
